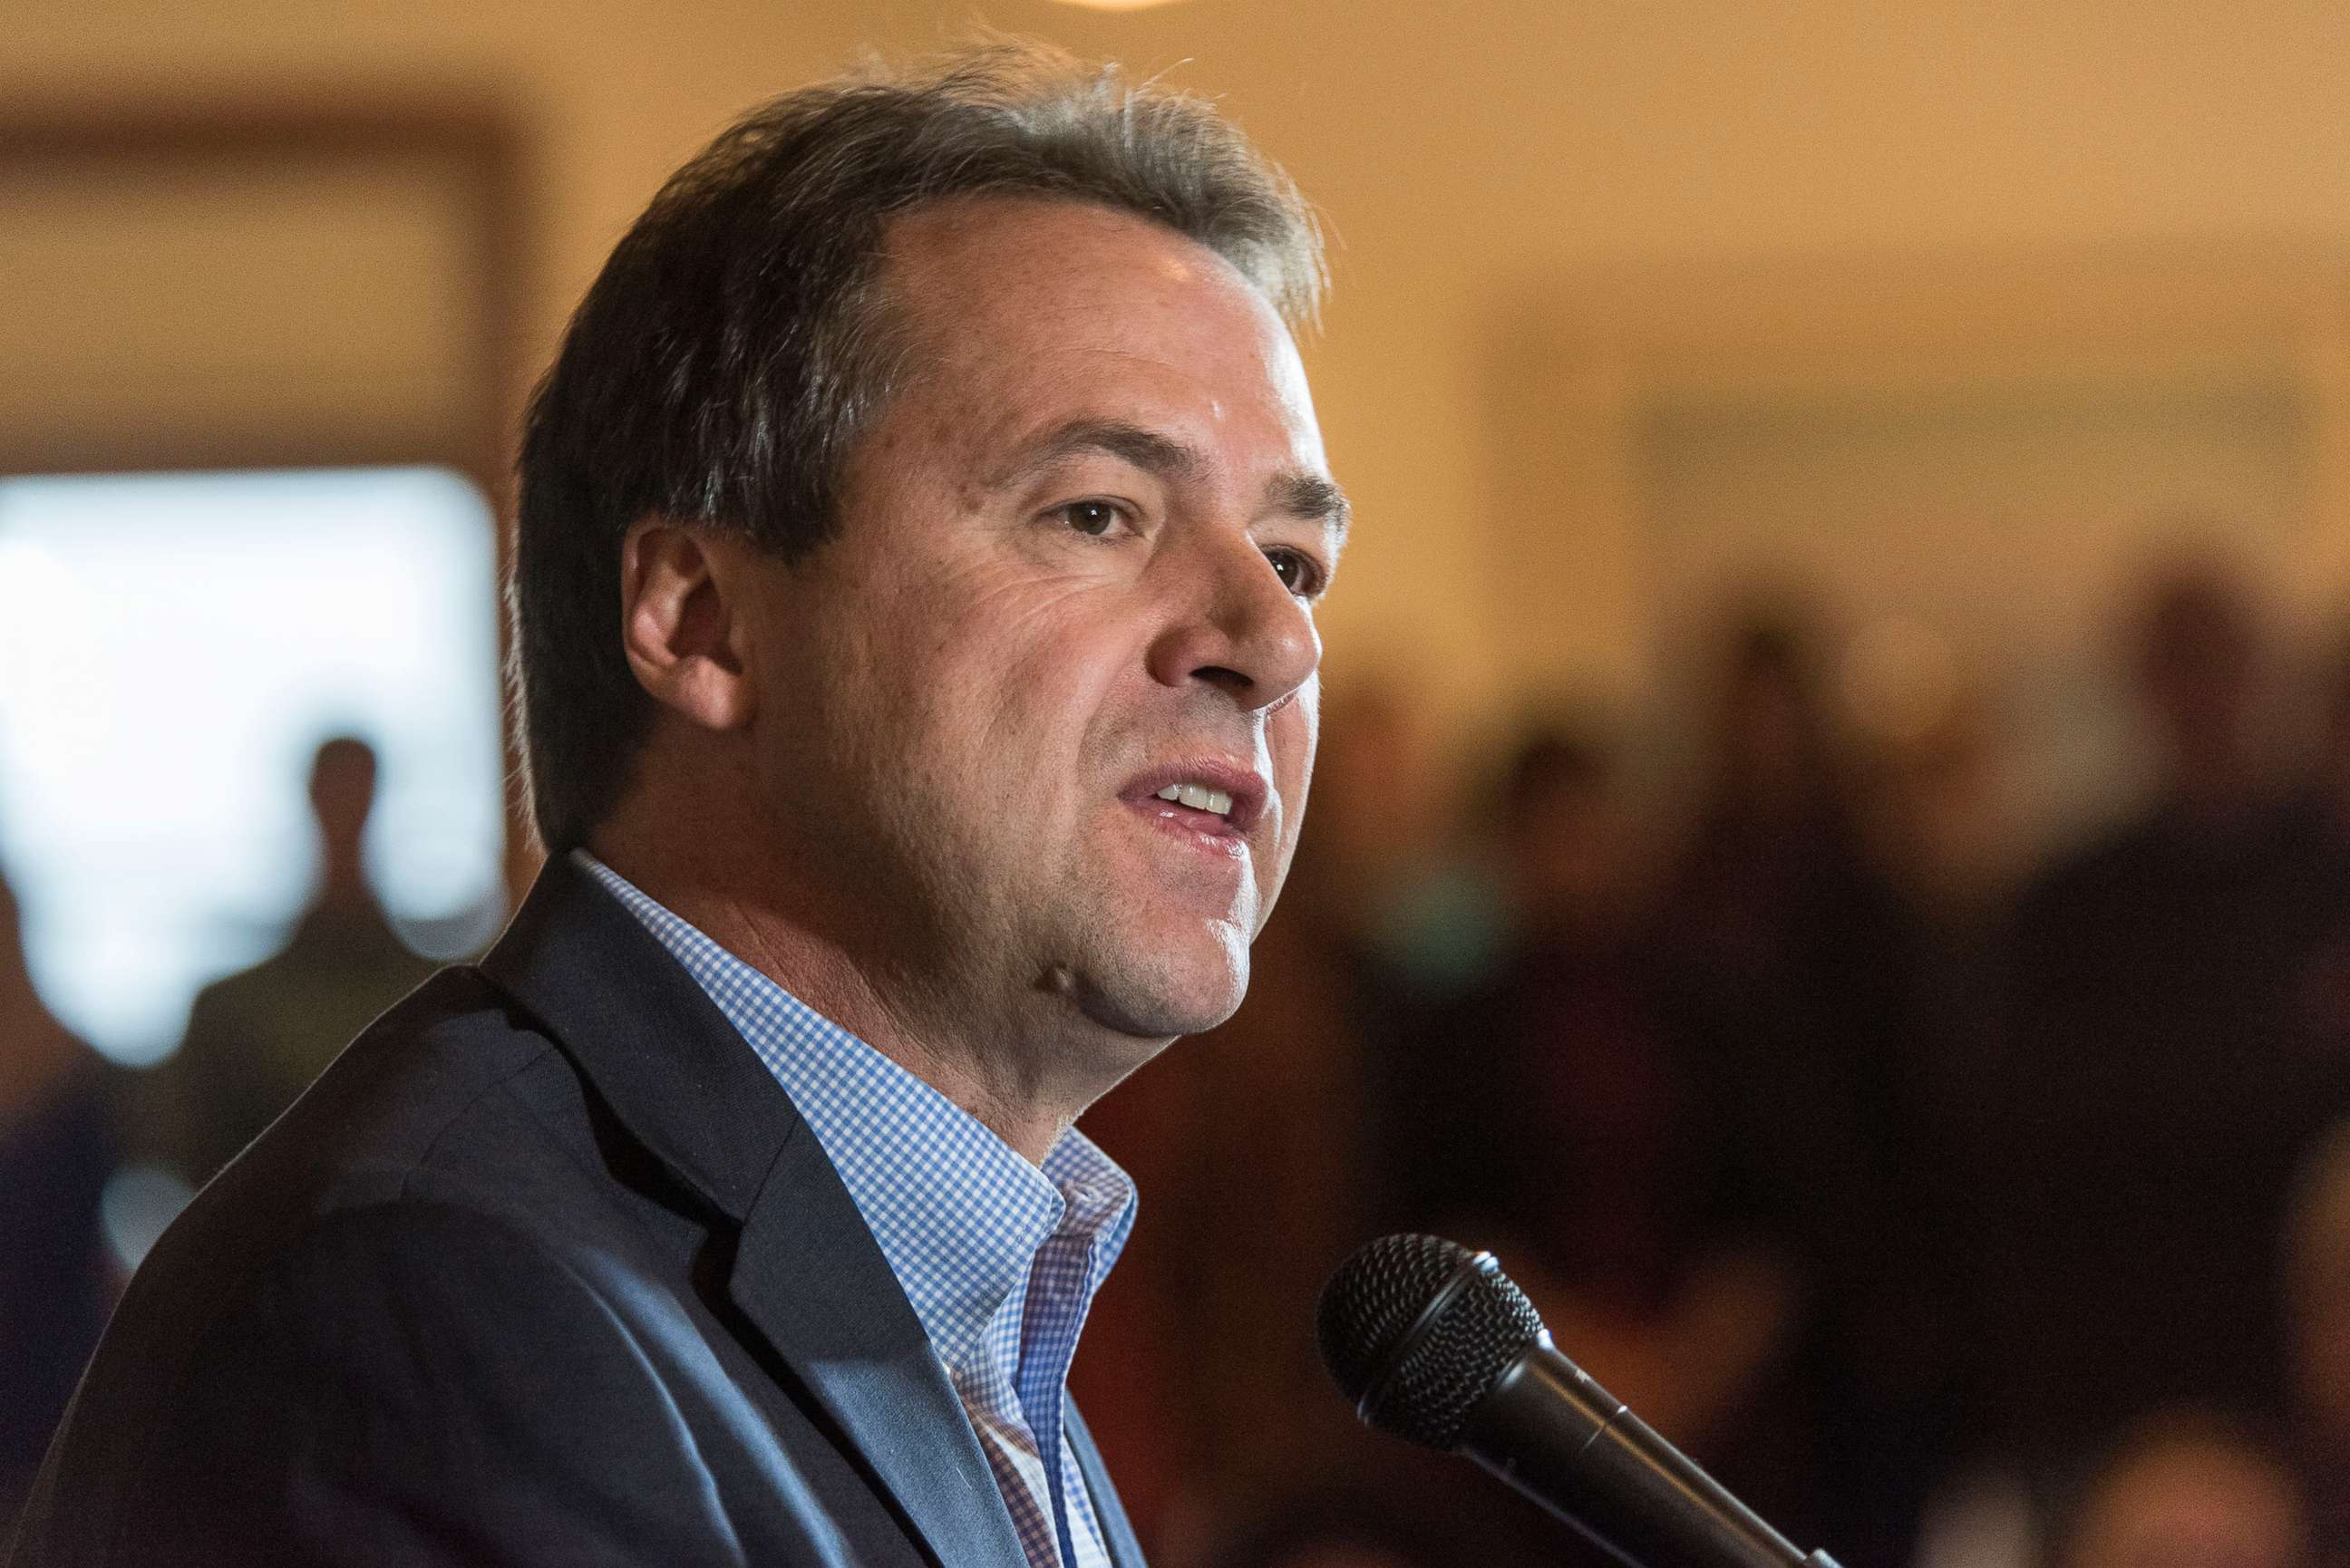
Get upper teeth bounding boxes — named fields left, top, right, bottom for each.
left=1156, top=782, right=1235, bottom=817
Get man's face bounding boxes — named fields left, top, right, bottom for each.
left=735, top=197, right=1343, bottom=1064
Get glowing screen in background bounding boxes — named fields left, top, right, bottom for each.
left=0, top=467, right=508, bottom=1066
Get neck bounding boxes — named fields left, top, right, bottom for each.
left=316, top=871, right=374, bottom=915
left=584, top=828, right=1082, bottom=1165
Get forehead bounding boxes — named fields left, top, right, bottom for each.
left=872, top=196, right=1323, bottom=465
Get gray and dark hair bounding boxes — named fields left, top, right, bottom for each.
left=511, top=41, right=1326, bottom=851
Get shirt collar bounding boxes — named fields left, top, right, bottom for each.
left=571, top=851, right=1136, bottom=1378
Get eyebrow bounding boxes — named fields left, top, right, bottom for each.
left=991, top=417, right=1351, bottom=539
left=1268, top=471, right=1352, bottom=539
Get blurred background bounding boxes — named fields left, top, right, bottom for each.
left=10, top=2, right=2350, bottom=1564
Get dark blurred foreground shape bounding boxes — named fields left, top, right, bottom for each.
left=116, top=736, right=439, bottom=1191
left=0, top=870, right=115, bottom=1529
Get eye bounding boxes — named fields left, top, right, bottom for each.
left=1264, top=546, right=1326, bottom=599
left=1056, top=499, right=1128, bottom=538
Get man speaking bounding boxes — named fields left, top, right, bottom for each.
left=11, top=43, right=1344, bottom=1568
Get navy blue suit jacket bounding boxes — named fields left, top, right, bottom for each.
left=9, top=858, right=1146, bottom=1568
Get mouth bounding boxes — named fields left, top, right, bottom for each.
left=1121, top=759, right=1270, bottom=843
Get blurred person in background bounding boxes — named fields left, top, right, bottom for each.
left=1315, top=682, right=1509, bottom=1009
left=2055, top=1411, right=2312, bottom=1568
left=1386, top=721, right=1794, bottom=1462
left=1648, top=607, right=1951, bottom=1566
left=0, top=866, right=115, bottom=1532
left=1852, top=673, right=2025, bottom=941
left=118, top=734, right=437, bottom=1194
left=1965, top=558, right=2350, bottom=1480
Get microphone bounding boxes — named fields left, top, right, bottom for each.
left=1316, top=1234, right=1843, bottom=1568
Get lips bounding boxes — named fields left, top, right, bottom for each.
left=1121, top=758, right=1270, bottom=837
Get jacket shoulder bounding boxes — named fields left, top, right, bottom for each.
left=14, top=1200, right=852, bottom=1568
left=12, top=963, right=863, bottom=1568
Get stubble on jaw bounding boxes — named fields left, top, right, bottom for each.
left=1033, top=891, right=1257, bottom=1046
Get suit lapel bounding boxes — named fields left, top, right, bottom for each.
left=732, top=1128, right=1029, bottom=1568
left=480, top=859, right=1027, bottom=1568
left=1066, top=1399, right=1149, bottom=1568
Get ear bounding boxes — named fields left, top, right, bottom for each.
left=617, top=518, right=756, bottom=732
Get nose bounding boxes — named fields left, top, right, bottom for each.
left=1145, top=526, right=1321, bottom=714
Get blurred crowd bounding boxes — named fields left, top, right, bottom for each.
left=9, top=556, right=2350, bottom=1568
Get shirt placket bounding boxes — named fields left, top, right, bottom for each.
left=1016, top=1223, right=1104, bottom=1568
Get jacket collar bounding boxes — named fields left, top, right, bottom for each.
left=479, top=857, right=1030, bottom=1568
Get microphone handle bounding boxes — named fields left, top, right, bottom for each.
left=1459, top=1341, right=1840, bottom=1568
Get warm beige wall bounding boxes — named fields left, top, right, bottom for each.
left=0, top=155, right=485, bottom=465
left=11, top=0, right=2350, bottom=754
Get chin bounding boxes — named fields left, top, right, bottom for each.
left=1070, top=923, right=1252, bottom=1041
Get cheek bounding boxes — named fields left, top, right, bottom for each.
left=1272, top=682, right=1320, bottom=821
left=919, top=577, right=1147, bottom=774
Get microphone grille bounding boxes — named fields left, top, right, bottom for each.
left=1316, top=1234, right=1547, bottom=1450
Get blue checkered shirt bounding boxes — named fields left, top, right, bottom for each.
left=578, top=854, right=1137, bottom=1568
